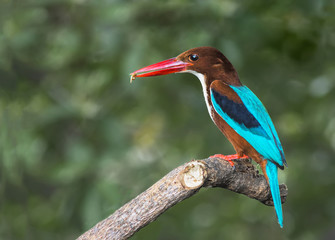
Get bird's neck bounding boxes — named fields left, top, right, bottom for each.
left=186, top=70, right=214, bottom=121
left=210, top=64, right=241, bottom=86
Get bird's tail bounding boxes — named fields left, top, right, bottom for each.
left=265, top=161, right=283, bottom=228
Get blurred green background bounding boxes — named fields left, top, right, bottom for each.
left=1, top=0, right=335, bottom=239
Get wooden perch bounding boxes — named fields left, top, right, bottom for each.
left=77, top=157, right=288, bottom=240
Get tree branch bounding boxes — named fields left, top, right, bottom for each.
left=77, top=157, right=288, bottom=240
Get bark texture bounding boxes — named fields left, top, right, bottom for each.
left=77, top=157, right=288, bottom=240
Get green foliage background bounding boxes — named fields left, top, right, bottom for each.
left=1, top=0, right=335, bottom=239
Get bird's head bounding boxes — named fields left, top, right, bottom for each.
left=130, top=46, right=241, bottom=86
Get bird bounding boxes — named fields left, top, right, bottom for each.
left=130, top=46, right=287, bottom=228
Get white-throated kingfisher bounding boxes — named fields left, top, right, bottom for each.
left=130, top=46, right=287, bottom=227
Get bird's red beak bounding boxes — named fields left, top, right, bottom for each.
left=130, top=57, right=192, bottom=82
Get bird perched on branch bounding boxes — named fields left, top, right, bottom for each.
left=130, top=46, right=287, bottom=227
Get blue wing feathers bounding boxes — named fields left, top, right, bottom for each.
left=210, top=85, right=285, bottom=166
left=211, top=90, right=270, bottom=139
left=230, top=85, right=285, bottom=166
left=211, top=90, right=261, bottom=129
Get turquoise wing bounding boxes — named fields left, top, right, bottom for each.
left=210, top=85, right=286, bottom=167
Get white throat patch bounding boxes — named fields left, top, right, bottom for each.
left=184, top=70, right=214, bottom=121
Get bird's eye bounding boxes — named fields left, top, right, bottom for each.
left=188, top=54, right=199, bottom=62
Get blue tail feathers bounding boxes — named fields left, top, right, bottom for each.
left=265, top=161, right=283, bottom=228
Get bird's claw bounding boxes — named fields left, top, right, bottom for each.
left=209, top=154, right=236, bottom=169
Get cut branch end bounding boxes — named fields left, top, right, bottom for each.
left=179, top=161, right=207, bottom=189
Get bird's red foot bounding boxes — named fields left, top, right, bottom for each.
left=209, top=154, right=249, bottom=168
